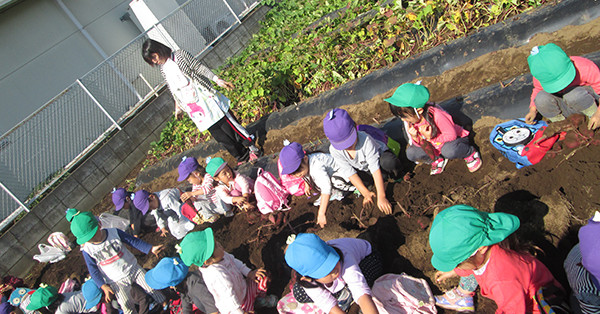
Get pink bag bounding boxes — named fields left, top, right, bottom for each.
left=277, top=159, right=306, bottom=196
left=371, top=273, right=437, bottom=314
left=254, top=168, right=290, bottom=215
left=47, top=232, right=72, bottom=252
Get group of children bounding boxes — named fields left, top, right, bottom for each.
left=4, top=42, right=600, bottom=314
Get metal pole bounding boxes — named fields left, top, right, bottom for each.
left=221, top=0, right=242, bottom=24
left=139, top=73, right=160, bottom=98
left=0, top=181, right=29, bottom=213
left=77, top=80, right=123, bottom=131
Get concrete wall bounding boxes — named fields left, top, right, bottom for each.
left=0, top=4, right=269, bottom=278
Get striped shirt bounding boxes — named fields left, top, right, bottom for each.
left=192, top=173, right=219, bottom=203
left=162, top=50, right=219, bottom=95
left=564, top=244, right=600, bottom=313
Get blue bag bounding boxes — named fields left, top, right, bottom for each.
left=489, top=119, right=547, bottom=169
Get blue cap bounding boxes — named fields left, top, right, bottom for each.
left=279, top=142, right=305, bottom=175
left=82, top=280, right=102, bottom=310
left=145, top=257, right=189, bottom=289
left=284, top=233, right=340, bottom=279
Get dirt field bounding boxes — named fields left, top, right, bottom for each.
left=23, top=14, right=600, bottom=314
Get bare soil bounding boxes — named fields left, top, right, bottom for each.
left=23, top=16, right=600, bottom=314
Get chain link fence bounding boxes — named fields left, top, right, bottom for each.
left=0, top=0, right=260, bottom=230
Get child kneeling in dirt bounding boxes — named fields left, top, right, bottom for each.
left=386, top=83, right=482, bottom=175
left=177, top=156, right=233, bottom=224
left=177, top=228, right=277, bottom=313
left=279, top=142, right=354, bottom=228
left=133, top=189, right=195, bottom=240
left=206, top=157, right=256, bottom=212
left=66, top=208, right=165, bottom=314
left=323, top=108, right=400, bottom=216
left=112, top=187, right=156, bottom=237
left=526, top=43, right=600, bottom=130
left=145, top=257, right=218, bottom=314
left=18, top=282, right=101, bottom=314
left=430, top=205, right=562, bottom=313
left=284, top=233, right=383, bottom=314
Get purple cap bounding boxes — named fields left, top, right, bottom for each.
left=0, top=302, right=14, bottom=314
left=322, top=109, right=357, bottom=150
left=111, top=188, right=128, bottom=211
left=279, top=142, right=305, bottom=175
left=133, top=190, right=151, bottom=215
left=579, top=212, right=600, bottom=289
left=178, top=156, right=200, bottom=181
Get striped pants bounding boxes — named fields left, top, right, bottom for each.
left=111, top=265, right=165, bottom=314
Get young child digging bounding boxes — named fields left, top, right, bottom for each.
left=205, top=157, right=256, bottom=212
left=284, top=233, right=383, bottom=314
left=278, top=142, right=354, bottom=228
left=22, top=282, right=100, bottom=314
left=111, top=187, right=156, bottom=237
left=177, top=228, right=277, bottom=313
left=65, top=208, right=165, bottom=314
left=429, top=205, right=561, bottom=313
left=177, top=156, right=233, bottom=224
left=133, top=189, right=195, bottom=239
left=323, top=108, right=398, bottom=215
left=386, top=83, right=482, bottom=175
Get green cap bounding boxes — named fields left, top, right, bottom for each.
left=384, top=83, right=430, bottom=108
left=206, top=157, right=227, bottom=177
left=527, top=43, right=576, bottom=93
left=429, top=204, right=520, bottom=272
left=178, top=228, right=215, bottom=266
left=66, top=208, right=98, bottom=245
left=26, top=285, right=59, bottom=311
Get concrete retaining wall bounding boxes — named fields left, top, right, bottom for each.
left=0, top=4, right=270, bottom=278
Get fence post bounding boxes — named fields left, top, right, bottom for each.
left=77, top=80, right=123, bottom=131
left=222, top=0, right=242, bottom=24
left=139, top=74, right=160, bottom=98
left=0, top=182, right=29, bottom=213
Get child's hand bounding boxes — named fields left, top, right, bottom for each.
left=215, top=78, right=235, bottom=91
left=435, top=270, right=458, bottom=284
left=248, top=268, right=268, bottom=283
left=362, top=191, right=376, bottom=208
left=377, top=195, right=392, bottom=215
left=588, top=111, right=600, bottom=130
left=159, top=227, right=169, bottom=237
left=304, top=183, right=311, bottom=196
left=151, top=245, right=164, bottom=256
left=232, top=196, right=245, bottom=205
left=181, top=192, right=193, bottom=202
left=407, top=124, right=419, bottom=139
left=101, top=284, right=115, bottom=303
left=317, top=213, right=327, bottom=228
left=242, top=201, right=256, bottom=212
left=525, top=107, right=538, bottom=124
left=419, top=123, right=433, bottom=140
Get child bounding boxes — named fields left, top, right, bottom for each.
left=133, top=189, right=195, bottom=239
left=564, top=211, right=600, bottom=313
left=526, top=43, right=600, bottom=130
left=177, top=228, right=277, bottom=313
left=22, top=283, right=99, bottom=314
left=322, top=108, right=397, bottom=215
left=145, top=257, right=218, bottom=314
left=279, top=142, right=353, bottom=228
left=429, top=205, right=561, bottom=313
left=205, top=157, right=255, bottom=212
left=112, top=188, right=156, bottom=237
left=66, top=208, right=165, bottom=314
left=141, top=39, right=261, bottom=164
left=284, top=233, right=383, bottom=314
left=385, top=83, right=482, bottom=175
left=177, top=156, right=233, bottom=224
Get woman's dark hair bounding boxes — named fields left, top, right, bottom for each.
left=389, top=102, right=439, bottom=138
left=142, top=39, right=172, bottom=66
left=292, top=247, right=344, bottom=288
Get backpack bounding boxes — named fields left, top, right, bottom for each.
left=358, top=124, right=401, bottom=157
left=371, top=273, right=437, bottom=314
left=489, top=119, right=560, bottom=169
left=254, top=168, right=290, bottom=215
left=277, top=159, right=306, bottom=196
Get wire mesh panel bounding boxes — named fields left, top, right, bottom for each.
left=225, top=0, right=257, bottom=16
left=0, top=190, right=27, bottom=230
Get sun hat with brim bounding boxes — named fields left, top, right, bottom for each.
left=206, top=157, right=227, bottom=177
left=66, top=208, right=99, bottom=245
left=578, top=211, right=600, bottom=289
left=285, top=233, right=340, bottom=279
left=279, top=142, right=305, bottom=175
left=81, top=280, right=102, bottom=310
left=385, top=83, right=430, bottom=108
left=178, top=228, right=215, bottom=266
left=26, top=285, right=58, bottom=311
left=429, top=204, right=520, bottom=272
left=322, top=109, right=357, bottom=150
left=0, top=302, right=14, bottom=314
left=178, top=156, right=200, bottom=182
left=112, top=188, right=127, bottom=211
left=133, top=190, right=151, bottom=215
left=145, top=257, right=189, bottom=289
left=528, top=43, right=576, bottom=94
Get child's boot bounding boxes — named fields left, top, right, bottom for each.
left=435, top=287, right=475, bottom=312
left=464, top=150, right=482, bottom=172
left=430, top=157, right=448, bottom=175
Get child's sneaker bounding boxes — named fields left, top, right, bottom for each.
left=435, top=288, right=475, bottom=312
left=464, top=150, right=482, bottom=172
left=430, top=157, right=448, bottom=175
left=255, top=294, right=278, bottom=308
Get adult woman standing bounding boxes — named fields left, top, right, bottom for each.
left=142, top=39, right=260, bottom=164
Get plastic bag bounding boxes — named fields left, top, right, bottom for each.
left=98, top=212, right=129, bottom=231
left=33, top=244, right=66, bottom=263
left=371, top=273, right=437, bottom=314
left=47, top=232, right=72, bottom=252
